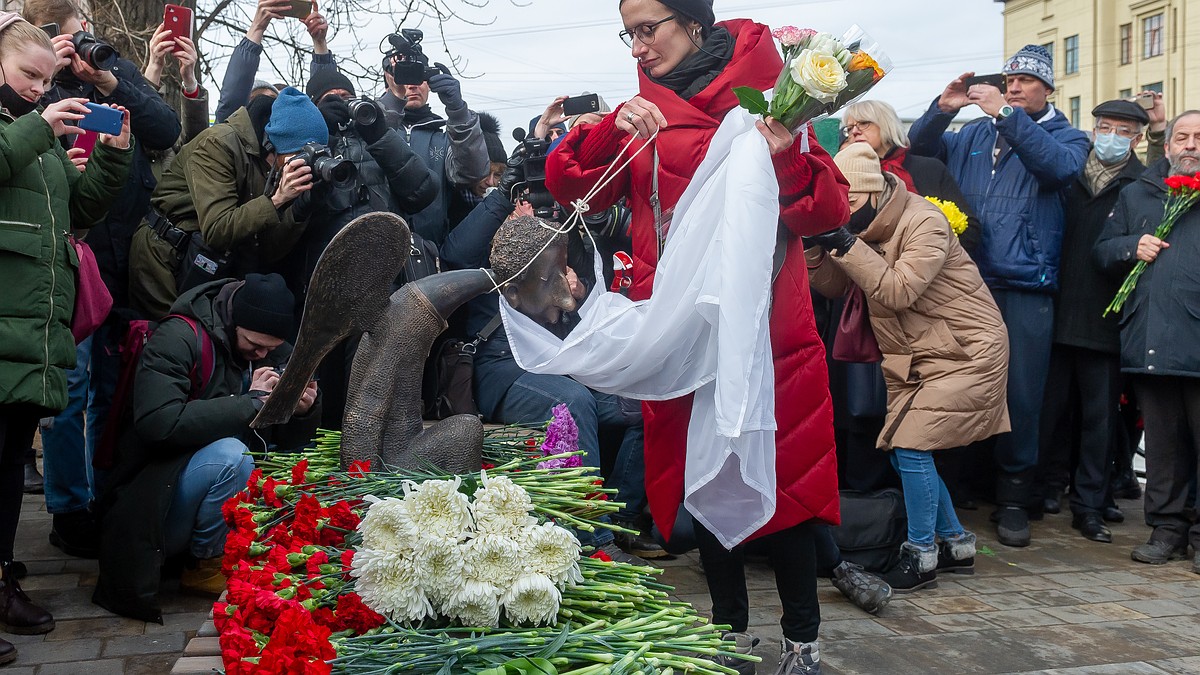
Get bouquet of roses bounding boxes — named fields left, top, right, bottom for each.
left=1105, top=170, right=1200, bottom=316
left=735, top=25, right=891, bottom=134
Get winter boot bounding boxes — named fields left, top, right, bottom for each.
left=48, top=510, right=100, bottom=559
left=993, top=472, right=1034, bottom=547
left=830, top=561, right=893, bottom=614
left=936, top=532, right=977, bottom=575
left=881, top=541, right=938, bottom=593
left=710, top=631, right=760, bottom=675
left=773, top=637, right=821, bottom=675
left=0, top=563, right=54, bottom=635
left=0, top=635, right=15, bottom=666
left=180, top=557, right=228, bottom=596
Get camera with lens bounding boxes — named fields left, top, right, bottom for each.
left=506, top=128, right=564, bottom=222
left=382, top=28, right=441, bottom=86
left=292, top=142, right=357, bottom=189
left=71, top=31, right=118, bottom=71
left=346, top=97, right=381, bottom=127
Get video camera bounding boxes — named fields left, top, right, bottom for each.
left=292, top=142, right=357, bottom=189
left=507, top=128, right=564, bottom=222
left=382, top=28, right=441, bottom=86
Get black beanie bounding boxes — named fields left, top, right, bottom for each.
left=306, top=69, right=356, bottom=102
left=656, top=0, right=715, bottom=31
left=232, top=273, right=295, bottom=340
left=478, top=112, right=506, bottom=163
left=246, top=94, right=276, bottom=148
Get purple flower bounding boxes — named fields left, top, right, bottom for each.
left=537, top=404, right=581, bottom=470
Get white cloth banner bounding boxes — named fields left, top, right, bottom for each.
left=499, top=107, right=780, bottom=549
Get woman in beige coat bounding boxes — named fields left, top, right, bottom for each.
left=805, top=143, right=1010, bottom=593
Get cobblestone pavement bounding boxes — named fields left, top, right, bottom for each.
left=10, top=489, right=1200, bottom=674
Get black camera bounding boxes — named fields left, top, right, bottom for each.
left=292, top=142, right=357, bottom=189
left=71, top=31, right=118, bottom=71
left=382, top=28, right=440, bottom=86
left=346, top=98, right=381, bottom=127
left=507, top=128, right=564, bottom=222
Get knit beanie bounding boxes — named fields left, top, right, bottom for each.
left=654, top=0, right=715, bottom=32
left=264, top=86, right=328, bottom=153
left=305, top=69, right=356, bottom=102
left=1003, top=44, right=1055, bottom=90
left=834, top=142, right=885, bottom=193
left=478, top=112, right=506, bottom=163
left=232, top=273, right=295, bottom=340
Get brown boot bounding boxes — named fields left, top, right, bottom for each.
left=180, top=557, right=227, bottom=596
left=0, top=563, right=54, bottom=635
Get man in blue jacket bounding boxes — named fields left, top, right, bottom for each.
left=909, top=44, right=1090, bottom=547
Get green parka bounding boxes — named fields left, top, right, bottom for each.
left=129, top=106, right=307, bottom=318
left=0, top=109, right=132, bottom=413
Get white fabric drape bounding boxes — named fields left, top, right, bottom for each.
left=499, top=108, right=780, bottom=549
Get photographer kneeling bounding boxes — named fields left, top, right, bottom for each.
left=129, top=87, right=329, bottom=319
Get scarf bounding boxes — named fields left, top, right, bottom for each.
left=880, top=147, right=917, bottom=194
left=1083, top=150, right=1129, bottom=196
left=648, top=27, right=735, bottom=101
left=402, top=104, right=444, bottom=129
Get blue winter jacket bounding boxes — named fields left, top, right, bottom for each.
left=908, top=99, right=1090, bottom=292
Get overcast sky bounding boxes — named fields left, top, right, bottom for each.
left=228, top=0, right=1006, bottom=149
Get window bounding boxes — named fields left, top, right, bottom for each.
left=1143, top=14, right=1164, bottom=58
left=1142, top=81, right=1163, bottom=94
left=1041, top=42, right=1055, bottom=69
left=1120, top=23, right=1132, bottom=64
left=1069, top=97, right=1081, bottom=128
left=1064, top=35, right=1079, bottom=74
left=1119, top=88, right=1132, bottom=99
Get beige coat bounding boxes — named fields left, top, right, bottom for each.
left=807, top=176, right=1010, bottom=451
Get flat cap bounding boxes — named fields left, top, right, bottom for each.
left=1092, top=99, right=1150, bottom=125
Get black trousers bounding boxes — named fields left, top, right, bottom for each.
left=1, top=405, right=41, bottom=563
left=696, top=521, right=819, bottom=643
left=1038, top=345, right=1121, bottom=515
left=1134, top=376, right=1200, bottom=549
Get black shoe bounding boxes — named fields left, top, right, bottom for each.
left=831, top=561, right=893, bottom=614
left=1131, top=539, right=1188, bottom=565
left=613, top=530, right=670, bottom=559
left=994, top=507, right=1031, bottom=547
left=22, top=461, right=43, bottom=495
left=1103, top=505, right=1125, bottom=523
left=0, top=635, right=15, bottom=665
left=1072, top=513, right=1112, bottom=543
left=936, top=533, right=977, bottom=575
left=1042, top=494, right=1062, bottom=515
left=0, top=565, right=55, bottom=635
left=48, top=511, right=100, bottom=559
left=1111, top=470, right=1142, bottom=500
left=881, top=543, right=938, bottom=594
left=2, top=562, right=26, bottom=581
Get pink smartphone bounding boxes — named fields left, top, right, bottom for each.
left=73, top=130, right=99, bottom=160
left=163, top=4, right=193, bottom=52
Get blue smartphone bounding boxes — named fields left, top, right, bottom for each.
left=76, top=102, right=124, bottom=136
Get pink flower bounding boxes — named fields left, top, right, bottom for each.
left=772, top=26, right=816, bottom=47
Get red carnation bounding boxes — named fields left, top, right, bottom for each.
left=590, top=550, right=613, bottom=562
left=347, top=459, right=371, bottom=478
left=333, top=592, right=385, bottom=633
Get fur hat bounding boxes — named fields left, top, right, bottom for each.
left=478, top=112, right=506, bottom=163
left=833, top=142, right=885, bottom=193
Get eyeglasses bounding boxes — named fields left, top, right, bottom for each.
left=840, top=120, right=875, bottom=135
left=619, top=15, right=676, bottom=48
left=1094, top=122, right=1141, bottom=138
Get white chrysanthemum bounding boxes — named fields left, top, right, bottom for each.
left=442, top=579, right=502, bottom=628
left=473, top=473, right=536, bottom=534
left=350, top=547, right=434, bottom=622
left=500, top=573, right=561, bottom=626
left=461, top=532, right=523, bottom=585
left=523, top=522, right=582, bottom=586
left=402, top=477, right=474, bottom=543
left=411, top=537, right=467, bottom=607
left=357, top=497, right=414, bottom=551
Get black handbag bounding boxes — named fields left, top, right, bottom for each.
left=831, top=488, right=908, bottom=573
left=844, top=361, right=888, bottom=419
left=175, top=231, right=236, bottom=294
left=424, top=315, right=502, bottom=420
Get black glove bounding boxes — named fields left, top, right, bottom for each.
left=802, top=226, right=857, bottom=257
left=497, top=159, right=524, bottom=200
left=317, top=97, right=351, bottom=134
left=356, top=100, right=389, bottom=145
left=427, top=69, right=465, bottom=111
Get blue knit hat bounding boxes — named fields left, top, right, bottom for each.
left=1003, top=44, right=1055, bottom=90
left=264, top=86, right=328, bottom=154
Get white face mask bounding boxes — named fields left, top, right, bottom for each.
left=1093, top=132, right=1134, bottom=164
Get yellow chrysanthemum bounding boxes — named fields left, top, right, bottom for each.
left=925, top=196, right=968, bottom=237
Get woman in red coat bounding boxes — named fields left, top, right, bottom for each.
left=546, top=1, right=849, bottom=672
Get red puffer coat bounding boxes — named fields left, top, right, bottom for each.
left=546, top=19, right=848, bottom=542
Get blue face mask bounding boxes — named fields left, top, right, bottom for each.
left=1094, top=132, right=1134, bottom=164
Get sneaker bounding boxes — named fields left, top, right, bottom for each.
left=613, top=529, right=669, bottom=559
left=936, top=532, right=976, bottom=575
left=597, top=543, right=648, bottom=567
left=774, top=637, right=821, bottom=675
left=48, top=511, right=100, bottom=559
left=830, top=561, right=892, bottom=614
left=180, top=557, right=227, bottom=596
left=1131, top=538, right=1188, bottom=565
left=711, top=631, right=759, bottom=675
left=881, top=542, right=938, bottom=594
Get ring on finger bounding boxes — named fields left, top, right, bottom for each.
left=625, top=111, right=637, bottom=123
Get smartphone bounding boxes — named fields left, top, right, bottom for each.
left=72, top=130, right=98, bottom=160
left=283, top=0, right=313, bottom=19
left=39, top=23, right=59, bottom=38
left=77, top=103, right=124, bottom=136
left=1137, top=92, right=1156, bottom=109
left=562, top=93, right=601, bottom=117
left=964, top=73, right=1007, bottom=92
left=163, top=4, right=193, bottom=52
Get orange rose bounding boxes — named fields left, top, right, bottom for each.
left=848, top=51, right=885, bottom=80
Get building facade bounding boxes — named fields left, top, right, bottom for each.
left=1000, top=0, right=1198, bottom=129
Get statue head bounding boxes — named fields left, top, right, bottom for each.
left=490, top=215, right=577, bottom=329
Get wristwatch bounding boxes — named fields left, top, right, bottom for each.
left=996, top=105, right=1015, bottom=120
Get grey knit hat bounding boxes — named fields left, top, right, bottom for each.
left=1003, top=44, right=1054, bottom=90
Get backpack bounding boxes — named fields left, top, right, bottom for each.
left=831, top=488, right=908, bottom=574
left=93, top=315, right=215, bottom=470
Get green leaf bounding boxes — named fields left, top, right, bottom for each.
left=733, top=86, right=770, bottom=117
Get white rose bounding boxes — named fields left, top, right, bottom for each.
left=806, top=33, right=840, bottom=56
left=790, top=48, right=848, bottom=103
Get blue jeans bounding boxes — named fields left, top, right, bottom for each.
left=991, top=289, right=1054, bottom=474
left=42, top=325, right=120, bottom=514
left=494, top=373, right=647, bottom=547
left=163, top=438, right=254, bottom=559
left=890, top=448, right=965, bottom=548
